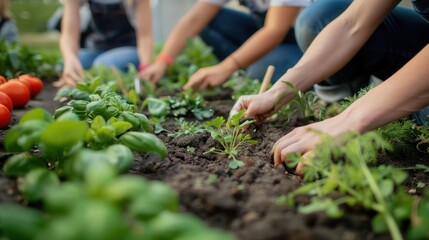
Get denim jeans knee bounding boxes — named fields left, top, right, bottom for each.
left=412, top=106, right=429, bottom=126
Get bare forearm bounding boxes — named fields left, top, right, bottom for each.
left=270, top=0, right=399, bottom=103
left=161, top=2, right=220, bottom=59
left=342, top=44, right=429, bottom=133
left=60, top=0, right=81, bottom=58
left=225, top=27, right=287, bottom=69
left=136, top=0, right=153, bottom=64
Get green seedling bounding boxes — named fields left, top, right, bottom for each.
left=204, top=110, right=258, bottom=169
left=223, top=70, right=264, bottom=100
left=168, top=118, right=206, bottom=138
left=275, top=81, right=326, bottom=123
left=282, top=131, right=413, bottom=240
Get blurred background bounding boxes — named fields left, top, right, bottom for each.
left=10, top=0, right=414, bottom=58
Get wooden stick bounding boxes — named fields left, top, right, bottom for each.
left=112, top=67, right=129, bottom=96
left=259, top=65, right=275, bottom=94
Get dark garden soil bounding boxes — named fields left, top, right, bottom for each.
left=1, top=80, right=428, bottom=240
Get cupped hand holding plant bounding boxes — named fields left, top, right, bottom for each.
left=230, top=90, right=281, bottom=123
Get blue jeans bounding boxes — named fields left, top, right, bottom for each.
left=79, top=46, right=139, bottom=72
left=294, top=0, right=429, bottom=125
left=200, top=7, right=302, bottom=82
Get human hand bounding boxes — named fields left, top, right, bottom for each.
left=140, top=61, right=168, bottom=84
left=272, top=115, right=351, bottom=175
left=53, top=56, right=85, bottom=88
left=230, top=90, right=280, bottom=122
left=183, top=64, right=234, bottom=91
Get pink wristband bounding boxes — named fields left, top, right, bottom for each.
left=156, top=53, right=174, bottom=65
left=138, top=63, right=150, bottom=72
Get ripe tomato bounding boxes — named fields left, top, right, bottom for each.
left=0, top=75, right=6, bottom=84
left=0, top=104, right=11, bottom=129
left=0, top=81, right=31, bottom=109
left=18, top=74, right=44, bottom=98
left=0, top=92, right=13, bottom=112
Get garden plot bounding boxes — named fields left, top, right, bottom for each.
left=0, top=39, right=428, bottom=240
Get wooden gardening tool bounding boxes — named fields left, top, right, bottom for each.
left=258, top=65, right=275, bottom=94
left=239, top=65, right=276, bottom=125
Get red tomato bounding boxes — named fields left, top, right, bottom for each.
left=18, top=74, right=44, bottom=98
left=0, top=81, right=31, bottom=109
left=0, top=75, right=6, bottom=84
left=0, top=92, right=13, bottom=112
left=0, top=104, right=11, bottom=129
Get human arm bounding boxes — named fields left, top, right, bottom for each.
left=55, top=0, right=85, bottom=87
left=273, top=43, right=429, bottom=173
left=230, top=0, right=400, bottom=122
left=183, top=6, right=301, bottom=90
left=135, top=0, right=153, bottom=75
left=140, top=1, right=221, bottom=83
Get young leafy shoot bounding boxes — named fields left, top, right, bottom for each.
left=205, top=110, right=258, bottom=169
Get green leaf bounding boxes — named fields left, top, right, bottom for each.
left=228, top=159, right=244, bottom=169
left=0, top=204, right=43, bottom=240
left=130, top=181, right=179, bottom=220
left=104, top=144, right=134, bottom=173
left=111, top=121, right=133, bottom=135
left=19, top=108, right=53, bottom=124
left=119, top=131, right=167, bottom=159
left=3, top=153, right=46, bottom=177
left=379, top=179, right=394, bottom=197
left=20, top=168, right=60, bottom=202
left=40, top=121, right=88, bottom=150
left=145, top=97, right=169, bottom=118
left=44, top=182, right=86, bottom=213
left=91, top=115, right=106, bottom=130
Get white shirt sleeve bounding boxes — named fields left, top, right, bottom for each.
left=198, top=0, right=230, bottom=6
left=270, top=0, right=312, bottom=7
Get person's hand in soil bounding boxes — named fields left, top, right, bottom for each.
left=230, top=90, right=282, bottom=122
left=272, top=116, right=351, bottom=175
left=54, top=56, right=85, bottom=88
left=140, top=61, right=167, bottom=84
left=183, top=58, right=238, bottom=90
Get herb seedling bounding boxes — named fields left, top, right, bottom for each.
left=283, top=131, right=410, bottom=240
left=204, top=110, right=258, bottom=169
left=275, top=81, right=326, bottom=123
left=168, top=118, right=206, bottom=138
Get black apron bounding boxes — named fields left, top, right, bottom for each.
left=86, top=0, right=136, bottom=50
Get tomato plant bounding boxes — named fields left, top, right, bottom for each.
left=0, top=92, right=13, bottom=112
left=0, top=104, right=11, bottom=128
left=18, top=74, right=44, bottom=98
left=0, top=81, right=30, bottom=108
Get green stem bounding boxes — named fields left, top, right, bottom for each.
left=359, top=161, right=403, bottom=240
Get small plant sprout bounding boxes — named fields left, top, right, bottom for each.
left=275, top=81, right=326, bottom=123
left=204, top=110, right=258, bottom=169
left=282, top=130, right=409, bottom=240
left=168, top=118, right=206, bottom=138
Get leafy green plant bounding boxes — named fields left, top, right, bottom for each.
left=0, top=160, right=235, bottom=240
left=204, top=110, right=258, bottom=169
left=274, top=81, right=326, bottom=123
left=156, top=38, right=218, bottom=92
left=164, top=89, right=214, bottom=120
left=167, top=118, right=206, bottom=138
left=222, top=70, right=264, bottom=100
left=282, top=131, right=412, bottom=240
left=0, top=40, right=61, bottom=78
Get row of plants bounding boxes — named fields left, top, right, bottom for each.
left=2, top=37, right=429, bottom=239
left=0, top=77, right=235, bottom=239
